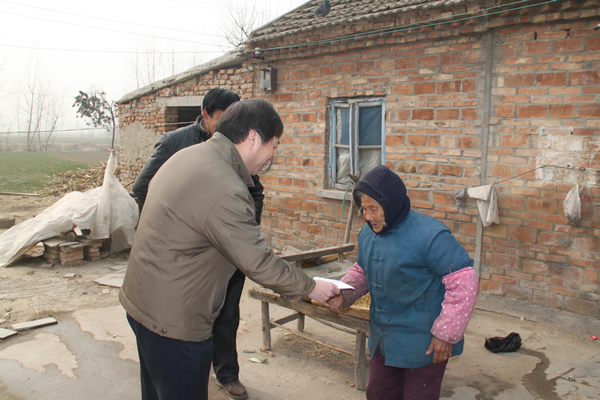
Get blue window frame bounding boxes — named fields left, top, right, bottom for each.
left=329, top=98, right=386, bottom=189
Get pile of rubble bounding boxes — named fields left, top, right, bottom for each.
left=41, top=162, right=126, bottom=197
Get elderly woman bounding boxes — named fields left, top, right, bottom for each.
left=326, top=165, right=478, bottom=400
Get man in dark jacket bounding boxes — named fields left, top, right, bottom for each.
left=131, top=88, right=257, bottom=399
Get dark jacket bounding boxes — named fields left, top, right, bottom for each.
left=120, top=133, right=315, bottom=341
left=132, top=115, right=264, bottom=223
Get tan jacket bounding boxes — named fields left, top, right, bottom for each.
left=119, top=133, right=315, bottom=342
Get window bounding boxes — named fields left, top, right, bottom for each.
left=328, top=98, right=386, bottom=189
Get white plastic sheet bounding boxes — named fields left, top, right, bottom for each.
left=0, top=152, right=139, bottom=267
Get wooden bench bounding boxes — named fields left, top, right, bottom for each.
left=248, top=286, right=369, bottom=390
left=248, top=244, right=370, bottom=391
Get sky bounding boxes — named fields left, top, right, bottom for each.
left=0, top=0, right=308, bottom=136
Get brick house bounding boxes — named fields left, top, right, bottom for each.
left=118, top=0, right=600, bottom=319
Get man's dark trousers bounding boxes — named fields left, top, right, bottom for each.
left=127, top=314, right=213, bottom=400
left=212, top=268, right=246, bottom=383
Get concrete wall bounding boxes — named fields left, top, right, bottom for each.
left=118, top=0, right=600, bottom=318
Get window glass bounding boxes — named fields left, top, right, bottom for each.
left=358, top=106, right=381, bottom=146
left=336, top=107, right=350, bottom=145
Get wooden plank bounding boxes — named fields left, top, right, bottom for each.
left=0, top=218, right=15, bottom=229
left=248, top=286, right=370, bottom=332
left=0, top=327, right=17, bottom=339
left=279, top=244, right=355, bottom=263
left=0, top=192, right=40, bottom=197
left=11, top=317, right=57, bottom=332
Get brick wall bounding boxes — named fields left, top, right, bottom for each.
left=118, top=0, right=600, bottom=318
left=251, top=0, right=600, bottom=318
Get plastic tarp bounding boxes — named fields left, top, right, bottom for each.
left=0, top=152, right=139, bottom=267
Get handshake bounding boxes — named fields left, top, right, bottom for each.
left=308, top=278, right=345, bottom=313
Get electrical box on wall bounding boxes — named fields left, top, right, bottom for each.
left=260, top=67, right=277, bottom=91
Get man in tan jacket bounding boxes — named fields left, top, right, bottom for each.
left=120, top=98, right=339, bottom=400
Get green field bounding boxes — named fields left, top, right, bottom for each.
left=0, top=151, right=110, bottom=193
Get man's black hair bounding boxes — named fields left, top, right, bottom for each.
left=203, top=88, right=240, bottom=116
left=216, top=98, right=284, bottom=144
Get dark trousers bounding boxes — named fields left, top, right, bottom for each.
left=127, top=314, right=213, bottom=400
left=212, top=268, right=246, bottom=384
left=366, top=354, right=448, bottom=400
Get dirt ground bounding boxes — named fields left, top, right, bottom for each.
left=1, top=195, right=599, bottom=400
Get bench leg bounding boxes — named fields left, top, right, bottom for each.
left=261, top=301, right=271, bottom=350
left=354, top=330, right=367, bottom=391
left=296, top=313, right=305, bottom=333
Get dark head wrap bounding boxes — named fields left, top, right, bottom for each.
left=353, top=165, right=411, bottom=235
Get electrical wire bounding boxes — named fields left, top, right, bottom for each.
left=0, top=10, right=221, bottom=47
left=0, top=0, right=221, bottom=38
left=0, top=43, right=223, bottom=55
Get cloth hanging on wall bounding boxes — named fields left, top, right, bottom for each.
left=467, top=184, right=500, bottom=227
left=563, top=184, right=581, bottom=224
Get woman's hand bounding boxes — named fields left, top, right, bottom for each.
left=324, top=293, right=344, bottom=313
left=426, top=336, right=452, bottom=364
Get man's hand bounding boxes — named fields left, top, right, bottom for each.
left=324, top=293, right=344, bottom=313
left=308, top=279, right=340, bottom=303
left=426, top=336, right=452, bottom=364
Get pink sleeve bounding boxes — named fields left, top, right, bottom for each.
left=340, top=262, right=369, bottom=308
left=431, top=267, right=478, bottom=344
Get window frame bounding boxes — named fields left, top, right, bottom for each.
left=328, top=97, right=386, bottom=190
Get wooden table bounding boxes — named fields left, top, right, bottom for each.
left=248, top=286, right=370, bottom=391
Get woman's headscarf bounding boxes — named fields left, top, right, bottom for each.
left=353, top=165, right=411, bottom=235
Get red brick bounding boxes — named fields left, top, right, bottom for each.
left=440, top=165, right=463, bottom=176
left=436, top=109, right=460, bottom=120
left=508, top=226, right=537, bottom=243
left=569, top=71, right=600, bottom=86
left=417, top=55, right=438, bottom=67
left=518, top=105, right=547, bottom=118
left=578, top=103, right=600, bottom=118
left=506, top=73, right=535, bottom=87
left=393, top=83, right=412, bottom=95
left=438, top=81, right=461, bottom=93
left=537, top=72, right=566, bottom=86
left=412, top=109, right=434, bottom=120
left=539, top=232, right=570, bottom=246
left=462, top=108, right=477, bottom=120
left=496, top=104, right=515, bottom=118
left=414, top=82, right=436, bottom=94
left=433, top=192, right=456, bottom=205
left=526, top=198, right=557, bottom=214
left=553, top=38, right=584, bottom=53
left=548, top=104, right=575, bottom=119
left=490, top=164, right=512, bottom=178
left=501, top=134, right=529, bottom=147
left=458, top=136, right=478, bottom=149
left=523, top=41, right=550, bottom=55
left=396, top=57, right=415, bottom=69
left=440, top=52, right=462, bottom=65
left=523, top=260, right=550, bottom=275
left=479, top=279, right=504, bottom=295
left=589, top=37, right=600, bottom=51
left=571, top=236, right=598, bottom=251
left=407, top=134, right=428, bottom=146
left=418, top=163, right=438, bottom=175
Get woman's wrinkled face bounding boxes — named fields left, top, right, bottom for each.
left=361, top=194, right=385, bottom=233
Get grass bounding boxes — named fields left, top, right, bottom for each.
left=0, top=152, right=98, bottom=193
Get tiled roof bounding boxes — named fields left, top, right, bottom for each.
left=246, top=0, right=470, bottom=45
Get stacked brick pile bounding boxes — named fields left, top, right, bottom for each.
left=43, top=237, right=111, bottom=266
